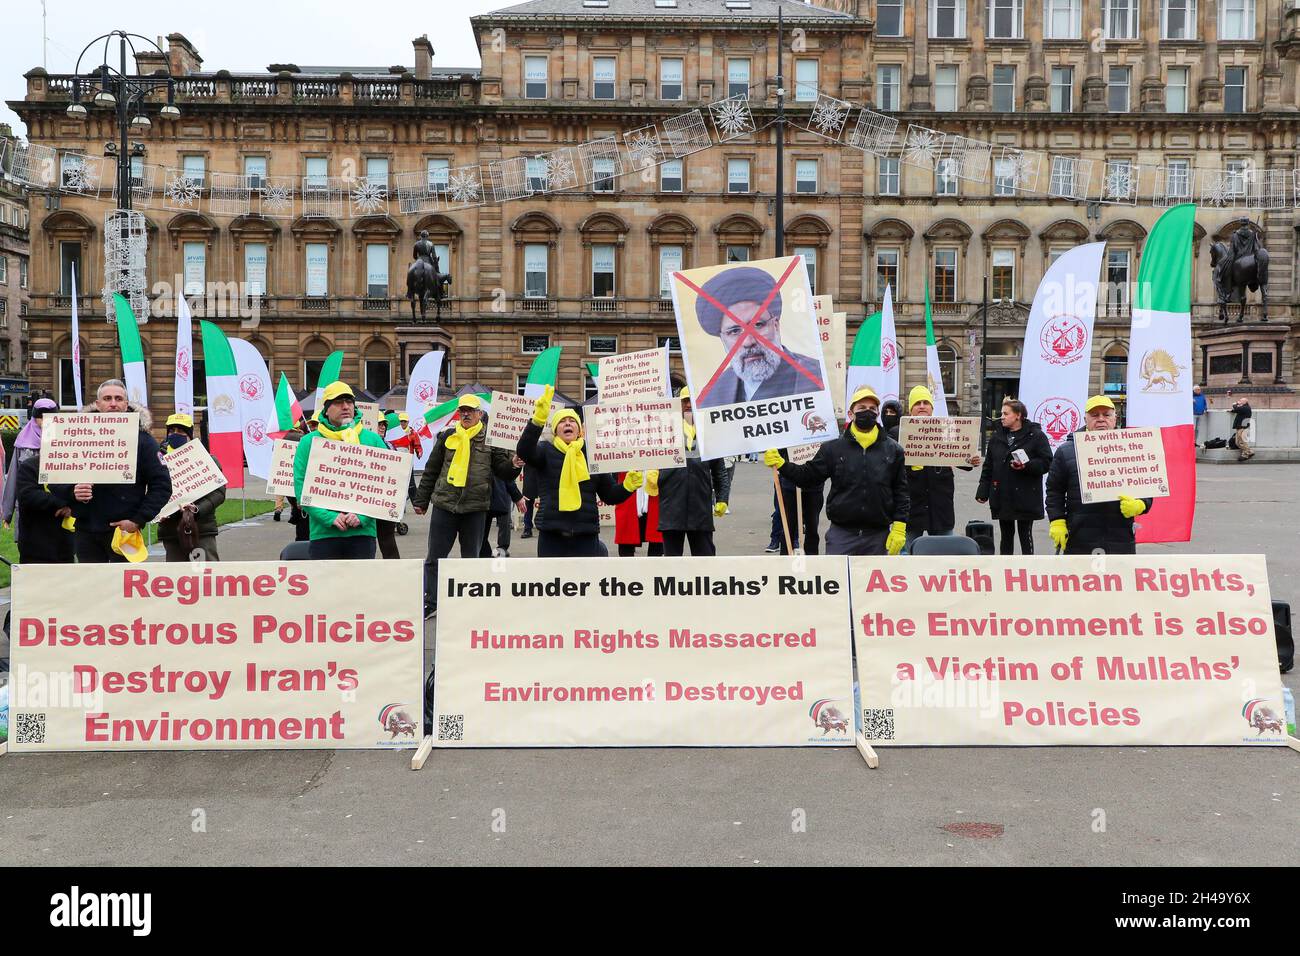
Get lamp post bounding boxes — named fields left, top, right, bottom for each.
left=65, top=31, right=179, bottom=210
left=774, top=7, right=785, bottom=257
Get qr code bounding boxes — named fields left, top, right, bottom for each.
left=15, top=712, right=46, bottom=745
left=862, top=708, right=894, bottom=740
left=437, top=714, right=464, bottom=741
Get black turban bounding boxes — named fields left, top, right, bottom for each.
left=694, top=266, right=784, bottom=336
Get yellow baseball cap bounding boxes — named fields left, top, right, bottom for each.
left=678, top=386, right=692, bottom=401
left=398, top=411, right=410, bottom=425
left=849, top=386, right=880, bottom=407
left=165, top=413, right=194, bottom=430
left=457, top=394, right=482, bottom=411
left=1085, top=395, right=1116, bottom=412
left=907, top=385, right=935, bottom=411
left=320, top=381, right=355, bottom=405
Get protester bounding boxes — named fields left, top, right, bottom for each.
left=614, top=470, right=662, bottom=556
left=374, top=411, right=403, bottom=560
left=520, top=461, right=539, bottom=539
left=976, top=398, right=1052, bottom=554
left=517, top=385, right=640, bottom=557
left=58, top=380, right=171, bottom=563
left=156, top=413, right=225, bottom=562
left=279, top=427, right=311, bottom=543
left=13, top=407, right=74, bottom=564
left=1192, top=384, right=1208, bottom=445
left=1, top=396, right=56, bottom=535
left=292, top=381, right=386, bottom=560
left=880, top=399, right=903, bottom=436
left=764, top=386, right=908, bottom=556
left=655, top=387, right=731, bottom=556
left=412, top=395, right=520, bottom=615
left=1231, top=395, right=1254, bottom=461
left=1046, top=395, right=1154, bottom=555
left=480, top=470, right=525, bottom=558
left=892, top=385, right=981, bottom=551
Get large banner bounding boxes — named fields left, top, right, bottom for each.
left=670, top=256, right=835, bottom=459
left=433, top=556, right=855, bottom=747
left=8, top=561, right=424, bottom=751
left=851, top=555, right=1287, bottom=747
left=156, top=439, right=227, bottom=520
left=39, top=412, right=139, bottom=484
left=585, top=398, right=686, bottom=474
left=299, top=438, right=413, bottom=522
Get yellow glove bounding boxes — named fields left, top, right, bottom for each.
left=713, top=501, right=728, bottom=518
left=531, top=384, right=554, bottom=426
left=1049, top=519, right=1069, bottom=551
left=886, top=521, right=907, bottom=556
left=910, top=465, right=924, bottom=472
left=623, top=470, right=644, bottom=492
left=645, top=470, right=659, bottom=496
left=1119, top=495, right=1146, bottom=519
left=764, top=448, right=785, bottom=469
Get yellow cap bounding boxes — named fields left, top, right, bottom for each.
left=678, top=385, right=692, bottom=401
left=457, top=394, right=482, bottom=411
left=849, top=386, right=880, bottom=408
left=551, top=408, right=582, bottom=431
left=320, top=381, right=355, bottom=405
left=1085, top=394, right=1116, bottom=412
left=907, top=385, right=934, bottom=411
left=166, top=413, right=194, bottom=430
left=111, top=528, right=149, bottom=563
left=398, top=412, right=410, bottom=425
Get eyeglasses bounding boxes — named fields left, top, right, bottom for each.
left=719, top=315, right=775, bottom=344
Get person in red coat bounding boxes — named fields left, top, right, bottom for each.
left=614, top=471, right=663, bottom=557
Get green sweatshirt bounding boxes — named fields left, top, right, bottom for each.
left=292, top=413, right=388, bottom=540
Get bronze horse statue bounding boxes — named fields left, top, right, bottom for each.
left=1210, top=225, right=1269, bottom=324
left=407, top=230, right=452, bottom=322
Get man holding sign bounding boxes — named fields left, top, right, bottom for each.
left=892, top=385, right=981, bottom=551
left=1046, top=395, right=1155, bottom=555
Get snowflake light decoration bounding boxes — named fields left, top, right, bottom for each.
left=164, top=169, right=201, bottom=209
left=1199, top=170, right=1236, bottom=208
left=260, top=178, right=294, bottom=217
left=446, top=166, right=485, bottom=208
left=1099, top=162, right=1136, bottom=204
left=942, top=135, right=991, bottom=183
left=902, top=125, right=944, bottom=169
left=351, top=178, right=387, bottom=215
left=804, top=93, right=851, bottom=142
left=61, top=157, right=99, bottom=195
left=1001, top=148, right=1041, bottom=192
left=542, top=149, right=578, bottom=191
left=624, top=126, right=665, bottom=169
left=709, top=95, right=755, bottom=142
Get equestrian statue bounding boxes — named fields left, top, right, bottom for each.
left=407, top=230, right=452, bottom=322
left=1210, top=225, right=1269, bottom=324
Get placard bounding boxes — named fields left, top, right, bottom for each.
left=898, top=416, right=981, bottom=467
left=585, top=397, right=687, bottom=474
left=8, top=560, right=423, bottom=751
left=851, top=554, right=1287, bottom=747
left=597, top=347, right=671, bottom=403
left=156, top=439, right=227, bottom=520
left=433, top=556, right=854, bottom=747
left=486, top=390, right=539, bottom=451
left=1075, top=426, right=1170, bottom=504
left=265, top=438, right=298, bottom=497
left=356, top=402, right=382, bottom=434
left=813, top=297, right=847, bottom=423
left=299, top=437, right=414, bottom=522
left=787, top=443, right=821, bottom=466
left=38, top=412, right=139, bottom=485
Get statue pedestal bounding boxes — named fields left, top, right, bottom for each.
left=1198, top=319, right=1295, bottom=409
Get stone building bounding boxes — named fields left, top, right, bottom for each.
left=0, top=124, right=32, bottom=408
left=9, top=0, right=1300, bottom=424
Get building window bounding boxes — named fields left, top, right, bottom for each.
left=1045, top=0, right=1082, bottom=37
left=1166, top=67, right=1189, bottom=112
left=795, top=159, right=819, bottom=193
left=243, top=155, right=267, bottom=188
left=129, top=154, right=144, bottom=187
left=366, top=244, right=389, bottom=298
left=522, top=334, right=551, bottom=354
left=527, top=157, right=547, bottom=193
left=991, top=249, right=1016, bottom=300
left=795, top=59, right=819, bottom=101
left=524, top=244, right=548, bottom=298
left=726, top=245, right=750, bottom=263
left=592, top=244, right=616, bottom=297
left=878, top=156, right=900, bottom=195
left=1108, top=67, right=1131, bottom=112
left=20, top=259, right=27, bottom=289
left=1050, top=155, right=1080, bottom=195
left=933, top=248, right=958, bottom=302
left=660, top=159, right=683, bottom=192
left=936, top=158, right=959, bottom=195
left=305, top=156, right=328, bottom=189
left=593, top=158, right=616, bottom=192
left=1224, top=67, right=1247, bottom=113
left=515, top=374, right=529, bottom=396
left=60, top=154, right=87, bottom=190
left=1106, top=248, right=1131, bottom=311
left=1105, top=0, right=1138, bottom=38
left=1103, top=350, right=1128, bottom=395
left=305, top=243, right=328, bottom=296
left=365, top=157, right=388, bottom=188
left=660, top=57, right=683, bottom=100
left=796, top=247, right=817, bottom=293
left=1162, top=0, right=1196, bottom=38
left=427, top=158, right=450, bottom=192
left=989, top=0, right=1024, bottom=37
left=584, top=377, right=600, bottom=402
left=365, top=359, right=392, bottom=396
left=589, top=335, right=618, bottom=355
left=992, top=65, right=1016, bottom=111
left=1220, top=0, right=1254, bottom=39
left=937, top=345, right=958, bottom=397
left=60, top=357, right=86, bottom=408
left=1226, top=159, right=1250, bottom=197
left=931, top=0, right=967, bottom=37
left=659, top=245, right=683, bottom=297
left=434, top=243, right=451, bottom=278
left=878, top=0, right=905, bottom=34
left=876, top=65, right=902, bottom=110
left=657, top=335, right=682, bottom=354
left=182, top=154, right=206, bottom=185
left=934, top=65, right=959, bottom=112
left=993, top=157, right=1017, bottom=195
left=244, top=242, right=267, bottom=297
left=876, top=249, right=900, bottom=300
left=60, top=242, right=81, bottom=296
left=183, top=241, right=206, bottom=297
left=727, top=158, right=751, bottom=193
left=0, top=256, right=6, bottom=284
left=524, top=56, right=548, bottom=99
left=728, top=58, right=751, bottom=99
left=1051, top=66, right=1074, bottom=111
left=1165, top=158, right=1192, bottom=199
left=593, top=56, right=616, bottom=99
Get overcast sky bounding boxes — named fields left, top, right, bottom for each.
left=2, top=0, right=507, bottom=136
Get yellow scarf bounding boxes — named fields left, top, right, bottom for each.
left=444, top=421, right=483, bottom=488
left=316, top=416, right=364, bottom=444
left=552, top=435, right=590, bottom=511
left=850, top=424, right=879, bottom=450
left=682, top=419, right=697, bottom=451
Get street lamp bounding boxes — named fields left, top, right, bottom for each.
left=64, top=31, right=179, bottom=210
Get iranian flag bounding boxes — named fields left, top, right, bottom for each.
left=273, top=372, right=304, bottom=435
left=1127, top=203, right=1196, bottom=543
left=844, top=309, right=881, bottom=415
left=523, top=345, right=562, bottom=399
left=922, top=282, right=949, bottom=417
left=310, top=350, right=344, bottom=416
left=229, top=338, right=277, bottom=480
left=70, top=267, right=83, bottom=408
left=174, top=293, right=195, bottom=418
left=199, top=320, right=244, bottom=489
left=111, top=293, right=148, bottom=408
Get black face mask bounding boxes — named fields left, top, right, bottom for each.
left=853, top=409, right=878, bottom=431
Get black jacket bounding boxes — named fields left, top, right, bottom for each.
left=778, top=425, right=909, bottom=531
left=488, top=476, right=523, bottom=516
left=976, top=421, right=1053, bottom=520
left=1232, top=402, right=1252, bottom=429
left=517, top=420, right=632, bottom=535
left=888, top=424, right=972, bottom=534
left=14, top=455, right=74, bottom=563
left=1046, top=432, right=1154, bottom=555
left=56, top=413, right=173, bottom=533
left=656, top=451, right=732, bottom=532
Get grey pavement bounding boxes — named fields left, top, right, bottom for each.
left=0, top=461, right=1296, bottom=866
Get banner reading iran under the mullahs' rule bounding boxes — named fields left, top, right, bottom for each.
left=434, top=556, right=854, bottom=747
left=669, top=256, right=835, bottom=459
